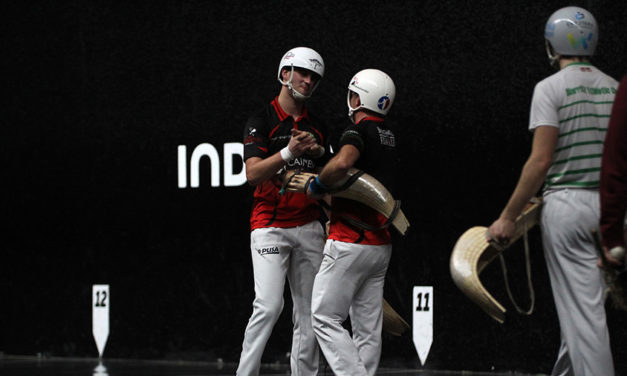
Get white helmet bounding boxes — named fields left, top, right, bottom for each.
left=544, top=6, right=598, bottom=65
left=347, top=69, right=395, bottom=118
left=277, top=47, right=325, bottom=100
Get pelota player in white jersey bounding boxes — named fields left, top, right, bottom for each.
left=488, top=6, right=618, bottom=376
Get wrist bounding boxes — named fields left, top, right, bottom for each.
left=280, top=146, right=294, bottom=162
left=500, top=209, right=518, bottom=222
left=308, top=176, right=329, bottom=195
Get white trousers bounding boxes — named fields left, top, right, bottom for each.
left=311, top=239, right=392, bottom=376
left=541, top=189, right=614, bottom=376
left=236, top=220, right=325, bottom=376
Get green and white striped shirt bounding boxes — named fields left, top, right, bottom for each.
left=529, top=62, right=618, bottom=191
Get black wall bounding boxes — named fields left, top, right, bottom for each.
left=4, top=1, right=626, bottom=373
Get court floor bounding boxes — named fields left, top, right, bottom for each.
left=0, top=354, right=547, bottom=376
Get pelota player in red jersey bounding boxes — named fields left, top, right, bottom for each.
left=236, top=46, right=330, bottom=376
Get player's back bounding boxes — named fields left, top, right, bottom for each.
left=538, top=63, right=618, bottom=190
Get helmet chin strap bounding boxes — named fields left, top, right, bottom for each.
left=346, top=90, right=360, bottom=122
left=347, top=106, right=359, bottom=123
left=278, top=65, right=310, bottom=101
left=545, top=40, right=560, bottom=68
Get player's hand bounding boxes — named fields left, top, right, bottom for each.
left=598, top=245, right=626, bottom=270
left=305, top=143, right=325, bottom=158
left=285, top=171, right=317, bottom=193
left=487, top=218, right=515, bottom=247
left=287, top=129, right=317, bottom=157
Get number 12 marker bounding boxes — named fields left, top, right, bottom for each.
left=92, top=285, right=109, bottom=358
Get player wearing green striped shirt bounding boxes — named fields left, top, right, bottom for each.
left=488, top=7, right=618, bottom=376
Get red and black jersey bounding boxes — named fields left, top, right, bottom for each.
left=328, top=116, right=398, bottom=245
left=243, top=97, right=330, bottom=230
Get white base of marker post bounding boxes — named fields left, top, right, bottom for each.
left=92, top=285, right=110, bottom=358
left=93, top=361, right=108, bottom=376
left=412, top=286, right=433, bottom=366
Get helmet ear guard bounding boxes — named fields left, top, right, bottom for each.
left=277, top=47, right=325, bottom=100
left=346, top=69, right=396, bottom=119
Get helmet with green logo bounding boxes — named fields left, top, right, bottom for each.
left=544, top=6, right=598, bottom=65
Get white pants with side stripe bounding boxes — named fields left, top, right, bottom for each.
left=236, top=220, right=325, bottom=376
left=541, top=189, right=614, bottom=376
left=311, top=239, right=392, bottom=376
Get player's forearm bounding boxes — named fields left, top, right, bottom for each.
left=318, top=144, right=360, bottom=186
left=318, top=157, right=351, bottom=186
left=500, top=158, right=550, bottom=221
left=245, top=154, right=287, bottom=186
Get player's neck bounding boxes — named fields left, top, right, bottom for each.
left=352, top=110, right=381, bottom=124
left=559, top=57, right=590, bottom=70
left=277, top=88, right=305, bottom=118
left=353, top=111, right=368, bottom=124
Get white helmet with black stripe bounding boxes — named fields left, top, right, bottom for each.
left=277, top=47, right=325, bottom=100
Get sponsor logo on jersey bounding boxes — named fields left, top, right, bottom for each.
left=244, top=127, right=261, bottom=145
left=244, top=135, right=262, bottom=145
left=377, top=96, right=391, bottom=111
left=377, top=127, right=395, bottom=147
left=257, top=246, right=280, bottom=255
left=270, top=134, right=291, bottom=143
left=287, top=157, right=316, bottom=169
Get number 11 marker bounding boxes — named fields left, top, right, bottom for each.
left=413, top=286, right=433, bottom=365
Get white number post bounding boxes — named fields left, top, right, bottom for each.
left=412, top=286, right=433, bottom=366
left=92, top=284, right=110, bottom=358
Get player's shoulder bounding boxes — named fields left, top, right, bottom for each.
left=538, top=69, right=564, bottom=87
left=600, top=70, right=620, bottom=87
left=338, top=119, right=361, bottom=138
left=533, top=70, right=568, bottom=98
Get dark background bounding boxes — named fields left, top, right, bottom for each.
left=3, top=0, right=626, bottom=373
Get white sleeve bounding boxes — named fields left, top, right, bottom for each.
left=528, top=80, right=560, bottom=132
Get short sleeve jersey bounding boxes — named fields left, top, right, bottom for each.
left=243, top=97, right=329, bottom=230
left=529, top=62, right=618, bottom=191
left=328, top=116, right=398, bottom=245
